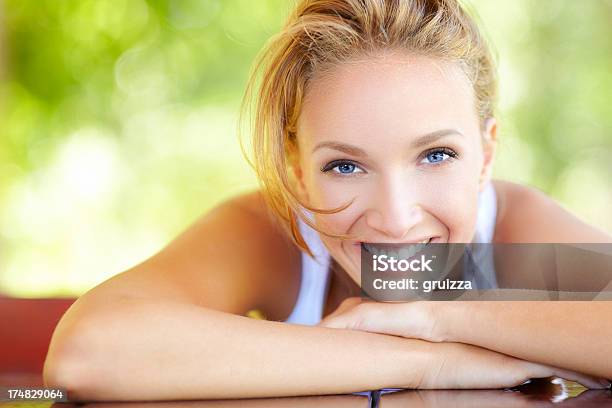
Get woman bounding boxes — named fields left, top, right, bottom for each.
left=44, top=0, right=612, bottom=401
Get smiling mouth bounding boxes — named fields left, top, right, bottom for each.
left=359, top=238, right=433, bottom=259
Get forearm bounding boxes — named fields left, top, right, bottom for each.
left=45, top=297, right=432, bottom=401
left=441, top=301, right=612, bottom=378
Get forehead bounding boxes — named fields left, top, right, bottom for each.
left=297, top=52, right=478, bottom=149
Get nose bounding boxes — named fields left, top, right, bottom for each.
left=365, top=175, right=424, bottom=240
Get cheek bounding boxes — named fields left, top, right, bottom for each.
left=420, top=167, right=480, bottom=242
left=303, top=170, right=364, bottom=234
left=319, top=234, right=362, bottom=285
left=433, top=186, right=479, bottom=242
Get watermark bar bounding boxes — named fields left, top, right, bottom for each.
left=360, top=243, right=612, bottom=301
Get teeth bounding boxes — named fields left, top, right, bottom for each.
left=399, top=247, right=412, bottom=259
left=362, top=238, right=431, bottom=259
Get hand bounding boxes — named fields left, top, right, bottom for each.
left=318, top=297, right=444, bottom=342
left=416, top=341, right=609, bottom=390
left=319, top=298, right=611, bottom=389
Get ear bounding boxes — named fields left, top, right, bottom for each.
left=293, top=162, right=309, bottom=204
left=479, top=117, right=497, bottom=192
left=287, top=139, right=310, bottom=204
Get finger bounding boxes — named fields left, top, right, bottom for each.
left=320, top=303, right=371, bottom=330
left=318, top=310, right=356, bottom=329
left=318, top=317, right=343, bottom=329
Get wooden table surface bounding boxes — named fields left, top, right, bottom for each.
left=2, top=377, right=611, bottom=408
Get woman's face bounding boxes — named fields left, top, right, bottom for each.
left=294, top=52, right=496, bottom=283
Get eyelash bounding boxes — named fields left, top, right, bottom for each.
left=320, top=147, right=459, bottom=175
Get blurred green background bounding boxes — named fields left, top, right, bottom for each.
left=1, top=0, right=610, bottom=297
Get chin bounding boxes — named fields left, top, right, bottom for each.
left=329, top=241, right=359, bottom=279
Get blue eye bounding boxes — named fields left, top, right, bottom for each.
left=321, top=160, right=365, bottom=175
left=421, top=148, right=458, bottom=165
left=337, top=163, right=356, bottom=173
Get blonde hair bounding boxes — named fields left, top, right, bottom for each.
left=239, top=0, right=497, bottom=257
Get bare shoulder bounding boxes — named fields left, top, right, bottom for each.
left=224, top=190, right=302, bottom=261
left=180, top=189, right=302, bottom=319
left=492, top=179, right=612, bottom=243
left=84, top=189, right=301, bottom=321
left=211, top=189, right=292, bottom=246
left=228, top=189, right=272, bottom=220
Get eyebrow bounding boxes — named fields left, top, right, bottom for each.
left=311, top=129, right=464, bottom=156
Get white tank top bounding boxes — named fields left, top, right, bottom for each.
left=285, top=182, right=498, bottom=325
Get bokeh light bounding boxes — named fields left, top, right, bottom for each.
left=0, top=0, right=610, bottom=297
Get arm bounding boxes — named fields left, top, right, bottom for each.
left=319, top=298, right=611, bottom=386
left=44, top=295, right=430, bottom=400
left=45, top=294, right=602, bottom=401
left=439, top=301, right=612, bottom=380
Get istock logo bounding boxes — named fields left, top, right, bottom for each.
left=372, top=254, right=434, bottom=272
